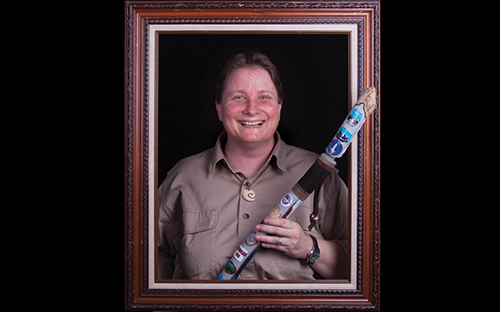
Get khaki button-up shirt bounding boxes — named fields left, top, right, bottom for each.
left=158, top=132, right=348, bottom=280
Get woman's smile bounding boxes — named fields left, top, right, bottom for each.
left=239, top=120, right=265, bottom=127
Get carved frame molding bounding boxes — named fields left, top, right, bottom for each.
left=125, top=1, right=380, bottom=310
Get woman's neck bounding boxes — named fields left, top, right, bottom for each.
left=223, top=137, right=275, bottom=178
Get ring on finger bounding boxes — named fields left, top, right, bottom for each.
left=276, top=236, right=283, bottom=245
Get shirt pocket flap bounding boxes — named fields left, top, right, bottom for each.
left=183, top=208, right=219, bottom=234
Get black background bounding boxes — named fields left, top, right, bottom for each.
left=158, top=34, right=349, bottom=185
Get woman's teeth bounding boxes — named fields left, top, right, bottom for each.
left=240, top=121, right=264, bottom=127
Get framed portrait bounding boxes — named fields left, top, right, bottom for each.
left=125, top=1, right=380, bottom=310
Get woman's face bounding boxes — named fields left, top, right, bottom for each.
left=216, top=66, right=282, bottom=147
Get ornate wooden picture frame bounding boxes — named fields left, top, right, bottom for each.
left=125, top=1, right=380, bottom=310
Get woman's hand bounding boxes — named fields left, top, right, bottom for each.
left=255, top=217, right=348, bottom=279
left=254, top=218, right=313, bottom=260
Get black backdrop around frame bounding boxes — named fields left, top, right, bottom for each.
left=158, top=34, right=349, bottom=186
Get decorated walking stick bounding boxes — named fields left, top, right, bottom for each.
left=218, top=87, right=377, bottom=280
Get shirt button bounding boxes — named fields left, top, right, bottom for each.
left=242, top=213, right=250, bottom=219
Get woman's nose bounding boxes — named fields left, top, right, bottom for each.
left=243, top=98, right=259, bottom=115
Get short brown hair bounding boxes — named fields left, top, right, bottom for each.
left=215, top=52, right=283, bottom=105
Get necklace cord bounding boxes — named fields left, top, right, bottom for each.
left=224, top=161, right=272, bottom=190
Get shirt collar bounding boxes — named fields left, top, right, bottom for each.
left=210, top=131, right=288, bottom=176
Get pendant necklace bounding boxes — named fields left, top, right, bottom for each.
left=225, top=162, right=271, bottom=202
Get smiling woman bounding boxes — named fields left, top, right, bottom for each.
left=157, top=52, right=349, bottom=281
left=216, top=59, right=283, bottom=177
left=217, top=67, right=280, bottom=130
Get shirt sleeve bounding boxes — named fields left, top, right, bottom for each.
left=316, top=170, right=349, bottom=255
left=157, top=179, right=179, bottom=280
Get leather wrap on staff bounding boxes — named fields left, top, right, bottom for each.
left=292, top=155, right=337, bottom=201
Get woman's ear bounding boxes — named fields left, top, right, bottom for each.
left=215, top=101, right=223, bottom=121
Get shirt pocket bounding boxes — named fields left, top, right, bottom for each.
left=179, top=208, right=219, bottom=279
left=183, top=208, right=219, bottom=234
